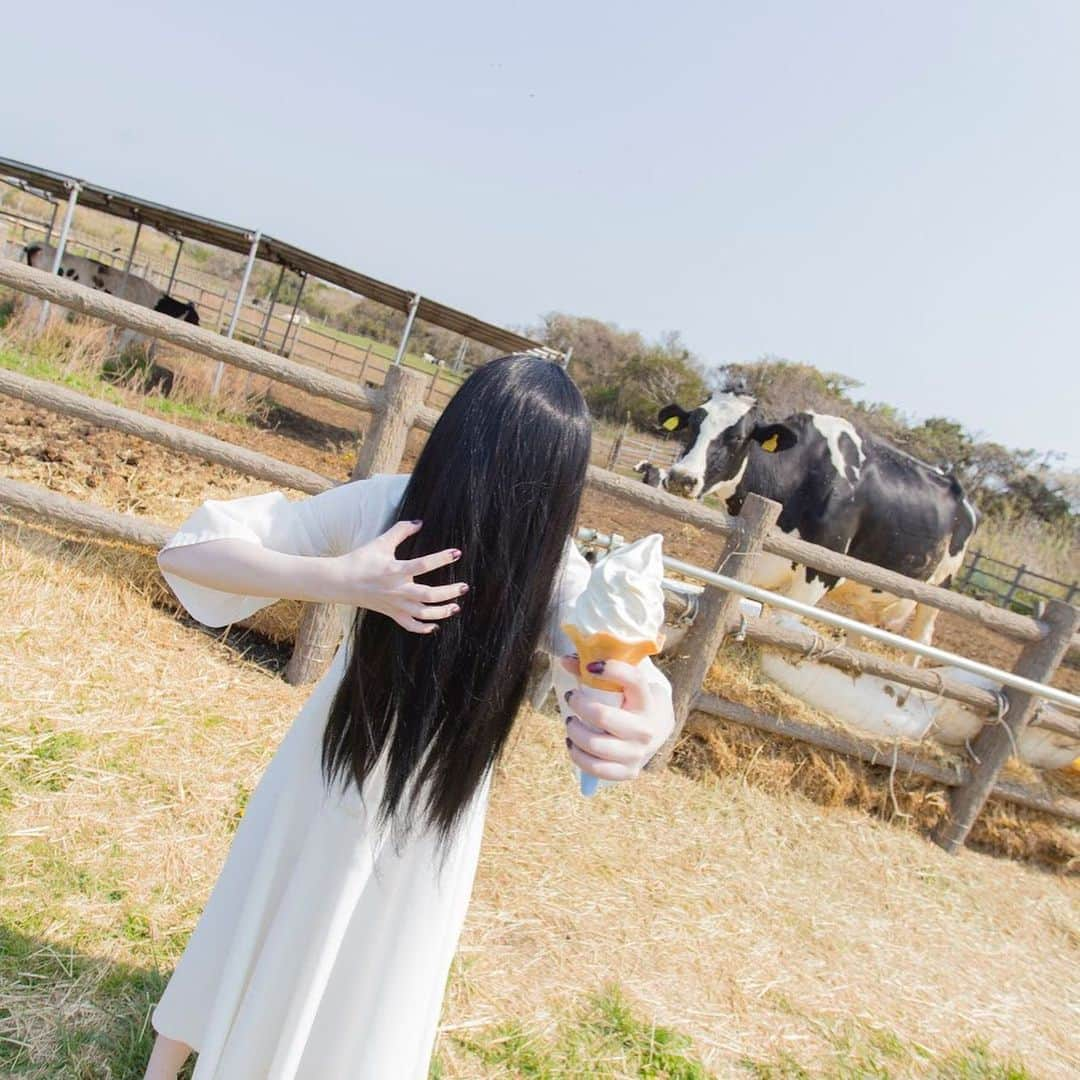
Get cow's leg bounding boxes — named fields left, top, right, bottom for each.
left=903, top=601, right=941, bottom=668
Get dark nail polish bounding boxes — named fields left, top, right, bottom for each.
left=567, top=715, right=578, bottom=725
left=564, top=689, right=573, bottom=704
left=586, top=660, right=605, bottom=675
left=410, top=519, right=422, bottom=525
left=565, top=736, right=572, bottom=749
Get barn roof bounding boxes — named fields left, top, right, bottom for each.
left=0, top=157, right=560, bottom=360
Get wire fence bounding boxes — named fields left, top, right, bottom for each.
left=0, top=211, right=462, bottom=410
left=958, top=549, right=1077, bottom=615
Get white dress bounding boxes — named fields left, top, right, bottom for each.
left=150, top=471, right=670, bottom=1079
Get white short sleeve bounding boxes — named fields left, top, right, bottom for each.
left=541, top=538, right=592, bottom=660
left=158, top=473, right=410, bottom=628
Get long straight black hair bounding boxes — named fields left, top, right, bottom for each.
left=321, top=354, right=591, bottom=852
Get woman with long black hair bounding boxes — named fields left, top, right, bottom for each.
left=144, top=355, right=675, bottom=1079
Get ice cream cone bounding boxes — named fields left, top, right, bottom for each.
left=561, top=626, right=662, bottom=693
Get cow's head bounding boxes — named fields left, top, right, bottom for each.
left=657, top=392, right=798, bottom=500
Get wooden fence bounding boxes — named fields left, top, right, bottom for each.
left=959, top=549, right=1077, bottom=615
left=1, top=257, right=1078, bottom=857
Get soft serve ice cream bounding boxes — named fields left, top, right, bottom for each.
left=561, top=533, right=666, bottom=794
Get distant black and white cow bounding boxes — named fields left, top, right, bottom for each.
left=651, top=390, right=978, bottom=650
left=634, top=459, right=669, bottom=488
left=24, top=243, right=199, bottom=326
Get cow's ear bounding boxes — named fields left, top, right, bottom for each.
left=657, top=404, right=689, bottom=433
left=751, top=423, right=797, bottom=453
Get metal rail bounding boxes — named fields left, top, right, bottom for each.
left=577, top=527, right=1080, bottom=715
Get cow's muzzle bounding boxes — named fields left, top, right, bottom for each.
left=664, top=470, right=699, bottom=498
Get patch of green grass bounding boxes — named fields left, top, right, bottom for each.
left=226, top=782, right=251, bottom=833
left=736, top=1013, right=1037, bottom=1080
left=1, top=727, right=89, bottom=793
left=0, top=345, right=252, bottom=428
left=449, top=984, right=713, bottom=1078
left=0, top=924, right=192, bottom=1079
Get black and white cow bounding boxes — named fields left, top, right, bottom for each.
left=634, top=459, right=669, bottom=488
left=24, top=243, right=200, bottom=326
left=652, top=390, right=978, bottom=650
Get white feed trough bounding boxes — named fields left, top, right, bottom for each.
left=757, top=616, right=1080, bottom=770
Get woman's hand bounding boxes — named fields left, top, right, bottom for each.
left=559, top=655, right=675, bottom=781
left=329, top=519, right=467, bottom=633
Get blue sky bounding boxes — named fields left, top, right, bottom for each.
left=3, top=1, right=1078, bottom=464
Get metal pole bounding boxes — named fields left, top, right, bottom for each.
left=393, top=293, right=421, bottom=366
left=278, top=272, right=308, bottom=357
left=575, top=526, right=1080, bottom=713
left=117, top=220, right=143, bottom=300
left=256, top=264, right=286, bottom=349
left=453, top=338, right=468, bottom=373
left=37, top=182, right=80, bottom=332
left=165, top=238, right=184, bottom=294
left=45, top=200, right=59, bottom=244
left=211, top=230, right=261, bottom=397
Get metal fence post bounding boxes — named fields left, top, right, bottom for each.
left=393, top=293, right=420, bottom=366
left=932, top=598, right=1080, bottom=854
left=284, top=365, right=428, bottom=685
left=646, top=492, right=782, bottom=771
left=211, top=230, right=261, bottom=397
left=961, top=551, right=981, bottom=590
left=1003, top=563, right=1027, bottom=608
left=36, top=181, right=80, bottom=331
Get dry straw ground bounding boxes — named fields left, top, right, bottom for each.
left=2, top=522, right=1078, bottom=1077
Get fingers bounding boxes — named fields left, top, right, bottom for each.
left=379, top=519, right=423, bottom=548
left=566, top=739, right=641, bottom=782
left=397, top=547, right=462, bottom=578
left=575, top=658, right=650, bottom=714
left=410, top=601, right=461, bottom=622
left=564, top=694, right=654, bottom=743
left=558, top=654, right=581, bottom=677
left=396, top=614, right=438, bottom=634
left=566, top=716, right=642, bottom=765
left=410, top=581, right=469, bottom=604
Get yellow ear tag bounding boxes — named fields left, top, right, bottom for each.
left=760, top=433, right=780, bottom=452
left=662, top=416, right=681, bottom=431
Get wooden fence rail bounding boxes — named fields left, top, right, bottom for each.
left=1, top=257, right=1076, bottom=853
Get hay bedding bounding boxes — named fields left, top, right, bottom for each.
left=681, top=639, right=1080, bottom=871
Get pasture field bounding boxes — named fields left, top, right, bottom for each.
left=0, top=319, right=1078, bottom=1077
left=311, top=321, right=466, bottom=383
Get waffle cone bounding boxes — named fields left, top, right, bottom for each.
left=561, top=626, right=662, bottom=693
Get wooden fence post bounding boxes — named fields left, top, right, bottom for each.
left=932, top=598, right=1080, bottom=854
left=285, top=365, right=428, bottom=685
left=645, top=492, right=782, bottom=771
